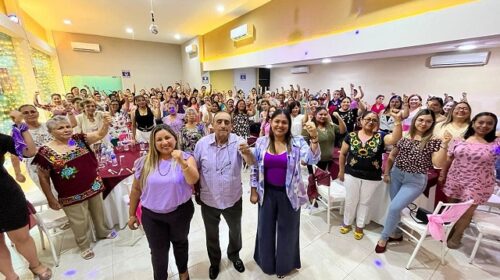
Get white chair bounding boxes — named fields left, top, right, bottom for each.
left=24, top=189, right=48, bottom=209
left=468, top=211, right=500, bottom=264
left=484, top=188, right=500, bottom=213
left=34, top=209, right=70, bottom=266
left=398, top=199, right=474, bottom=270
left=315, top=180, right=346, bottom=233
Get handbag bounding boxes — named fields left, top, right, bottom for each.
left=407, top=203, right=431, bottom=224
left=307, top=167, right=331, bottom=201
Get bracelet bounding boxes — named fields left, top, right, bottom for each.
left=310, top=140, right=318, bottom=144
left=394, top=122, right=401, bottom=126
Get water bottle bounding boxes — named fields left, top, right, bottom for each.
left=110, top=151, right=118, bottom=167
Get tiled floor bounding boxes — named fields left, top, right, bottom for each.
left=5, top=170, right=500, bottom=280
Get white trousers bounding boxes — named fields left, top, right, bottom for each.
left=135, top=130, right=151, bottom=143
left=343, top=174, right=381, bottom=228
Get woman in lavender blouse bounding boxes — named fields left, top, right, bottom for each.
left=161, top=99, right=185, bottom=136
left=128, top=124, right=199, bottom=280
left=250, top=109, right=320, bottom=278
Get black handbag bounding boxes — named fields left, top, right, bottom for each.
left=407, top=203, right=431, bottom=224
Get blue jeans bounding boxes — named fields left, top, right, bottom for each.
left=381, top=166, right=427, bottom=240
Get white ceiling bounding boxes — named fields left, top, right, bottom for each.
left=19, top=0, right=271, bottom=44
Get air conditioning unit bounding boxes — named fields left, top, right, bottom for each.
left=291, top=66, right=309, bottom=74
left=185, top=44, right=198, bottom=55
left=230, top=24, right=254, bottom=41
left=429, top=51, right=490, bottom=68
left=71, top=42, right=101, bottom=53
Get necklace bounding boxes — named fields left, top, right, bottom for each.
left=158, top=161, right=172, bottom=176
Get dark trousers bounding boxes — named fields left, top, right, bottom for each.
left=254, top=185, right=301, bottom=275
left=307, top=160, right=332, bottom=174
left=141, top=200, right=194, bottom=280
left=201, top=198, right=242, bottom=266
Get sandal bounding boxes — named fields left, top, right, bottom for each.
left=81, top=248, right=95, bottom=260
left=353, top=231, right=364, bottom=240
left=339, top=225, right=352, bottom=234
left=29, top=263, right=52, bottom=280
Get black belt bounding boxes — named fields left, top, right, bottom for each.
left=137, top=125, right=154, bottom=132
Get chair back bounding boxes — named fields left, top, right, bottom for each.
left=427, top=199, right=474, bottom=241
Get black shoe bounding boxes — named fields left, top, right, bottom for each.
left=209, top=265, right=219, bottom=280
left=232, top=259, right=245, bottom=273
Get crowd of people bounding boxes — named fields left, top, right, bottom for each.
left=0, top=82, right=498, bottom=280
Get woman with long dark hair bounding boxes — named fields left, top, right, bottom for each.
left=441, top=112, right=499, bottom=249
left=303, top=107, right=346, bottom=172
left=232, top=99, right=254, bottom=138
left=250, top=109, right=320, bottom=278
left=376, top=109, right=451, bottom=253
left=379, top=95, right=402, bottom=133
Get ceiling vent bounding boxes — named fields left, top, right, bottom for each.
left=429, top=51, right=490, bottom=68
left=71, top=42, right=101, bottom=53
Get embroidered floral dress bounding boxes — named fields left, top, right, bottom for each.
left=32, top=134, right=104, bottom=206
left=109, top=111, right=131, bottom=142
left=344, top=132, right=386, bottom=181
left=179, top=124, right=206, bottom=153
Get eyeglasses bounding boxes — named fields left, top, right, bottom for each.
left=363, top=118, right=379, bottom=123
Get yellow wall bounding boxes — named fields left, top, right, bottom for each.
left=1, top=0, right=48, bottom=42
left=202, top=0, right=474, bottom=61
left=210, top=70, right=233, bottom=91
left=0, top=0, right=6, bottom=14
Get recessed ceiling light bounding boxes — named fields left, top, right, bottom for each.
left=126, top=28, right=134, bottom=34
left=174, top=34, right=181, bottom=40
left=265, top=65, right=273, bottom=69
left=63, top=19, right=72, bottom=25
left=322, top=58, right=332, bottom=64
left=457, top=44, right=477, bottom=51
left=216, top=5, right=225, bottom=13
left=8, top=14, right=19, bottom=24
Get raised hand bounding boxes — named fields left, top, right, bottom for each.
left=304, top=121, right=318, bottom=138
left=390, top=109, right=403, bottom=121
left=442, top=130, right=453, bottom=145
left=9, top=110, right=23, bottom=125
left=171, top=150, right=183, bottom=163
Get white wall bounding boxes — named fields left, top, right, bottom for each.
left=181, top=37, right=203, bottom=90
left=233, top=68, right=257, bottom=95
left=271, top=47, right=500, bottom=114
left=53, top=31, right=182, bottom=91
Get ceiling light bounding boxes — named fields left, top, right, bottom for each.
left=216, top=5, right=225, bottom=13
left=174, top=34, right=181, bottom=40
left=126, top=28, right=134, bottom=34
left=457, top=44, right=477, bottom=51
left=63, top=19, right=72, bottom=25
left=7, top=14, right=19, bottom=24
left=322, top=58, right=332, bottom=64
left=265, top=65, right=273, bottom=69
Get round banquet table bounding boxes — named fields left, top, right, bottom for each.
left=99, top=144, right=146, bottom=229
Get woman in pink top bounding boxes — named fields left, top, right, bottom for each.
left=260, top=106, right=276, bottom=137
left=370, top=95, right=385, bottom=114
left=441, top=112, right=499, bottom=249
left=128, top=124, right=199, bottom=280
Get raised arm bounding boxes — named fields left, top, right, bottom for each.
left=383, top=111, right=403, bottom=145
left=86, top=112, right=111, bottom=145
left=332, top=111, right=347, bottom=134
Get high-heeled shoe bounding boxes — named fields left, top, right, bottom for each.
left=29, top=263, right=52, bottom=280
left=375, top=241, right=387, bottom=254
